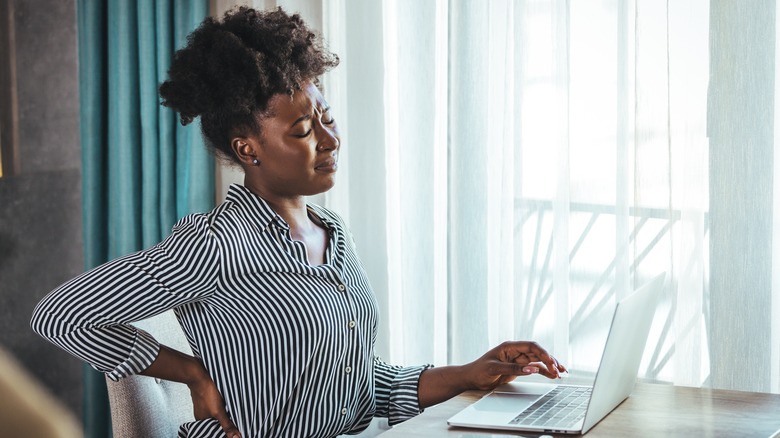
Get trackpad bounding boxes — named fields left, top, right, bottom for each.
left=472, top=392, right=539, bottom=413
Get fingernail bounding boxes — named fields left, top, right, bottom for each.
left=522, top=366, right=538, bottom=374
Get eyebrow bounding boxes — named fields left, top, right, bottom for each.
left=290, top=106, right=331, bottom=128
left=291, top=113, right=312, bottom=128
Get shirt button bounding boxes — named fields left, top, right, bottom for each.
left=341, top=407, right=348, bottom=415
left=345, top=366, right=352, bottom=374
left=338, top=284, right=346, bottom=291
left=348, top=320, right=356, bottom=329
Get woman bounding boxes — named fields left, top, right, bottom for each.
left=31, top=7, right=565, bottom=438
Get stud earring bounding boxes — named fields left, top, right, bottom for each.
left=252, top=158, right=260, bottom=166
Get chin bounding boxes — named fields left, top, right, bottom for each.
left=320, top=175, right=337, bottom=191
left=303, top=178, right=336, bottom=197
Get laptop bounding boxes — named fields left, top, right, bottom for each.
left=447, top=272, right=666, bottom=435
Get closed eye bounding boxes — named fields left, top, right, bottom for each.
left=293, top=129, right=312, bottom=138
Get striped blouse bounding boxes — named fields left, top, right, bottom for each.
left=31, top=183, right=431, bottom=437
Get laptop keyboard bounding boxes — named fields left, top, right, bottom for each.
left=508, top=386, right=591, bottom=429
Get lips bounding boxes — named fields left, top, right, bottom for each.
left=315, top=156, right=338, bottom=172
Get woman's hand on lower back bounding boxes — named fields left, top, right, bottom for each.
left=186, top=365, right=242, bottom=438
left=140, top=344, right=242, bottom=438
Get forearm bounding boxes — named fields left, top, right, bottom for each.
left=140, top=344, right=207, bottom=386
left=417, top=365, right=470, bottom=408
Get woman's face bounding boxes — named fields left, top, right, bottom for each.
left=250, top=82, right=341, bottom=198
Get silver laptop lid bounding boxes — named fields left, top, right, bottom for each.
left=581, top=272, right=665, bottom=433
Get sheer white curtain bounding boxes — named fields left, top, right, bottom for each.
left=216, top=0, right=780, bottom=394
left=323, top=0, right=780, bottom=394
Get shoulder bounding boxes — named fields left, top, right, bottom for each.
left=169, top=201, right=235, bottom=238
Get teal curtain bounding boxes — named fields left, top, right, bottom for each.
left=77, top=1, right=212, bottom=436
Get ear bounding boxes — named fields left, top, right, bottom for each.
left=230, top=137, right=260, bottom=167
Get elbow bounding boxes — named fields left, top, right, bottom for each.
left=30, top=302, right=47, bottom=338
left=30, top=298, right=58, bottom=341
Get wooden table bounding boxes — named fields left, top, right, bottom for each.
left=379, top=383, right=780, bottom=437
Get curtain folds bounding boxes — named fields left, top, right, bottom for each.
left=325, top=0, right=779, bottom=395
left=77, top=1, right=211, bottom=436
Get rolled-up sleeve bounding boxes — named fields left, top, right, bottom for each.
left=373, top=357, right=433, bottom=425
left=30, top=214, right=219, bottom=381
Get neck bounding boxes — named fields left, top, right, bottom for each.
left=243, top=179, right=312, bottom=232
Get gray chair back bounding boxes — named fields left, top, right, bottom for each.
left=105, top=311, right=195, bottom=438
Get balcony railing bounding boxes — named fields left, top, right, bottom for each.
left=515, top=198, right=710, bottom=382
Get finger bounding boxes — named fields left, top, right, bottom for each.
left=510, top=353, right=543, bottom=365
left=489, top=361, right=540, bottom=377
left=532, top=349, right=561, bottom=378
left=548, top=355, right=566, bottom=378
left=509, top=352, right=554, bottom=374
left=499, top=342, right=566, bottom=378
left=531, top=360, right=568, bottom=380
left=526, top=347, right=560, bottom=378
left=522, top=365, right=539, bottom=374
left=501, top=340, right=546, bottom=356
left=533, top=362, right=558, bottom=379
left=542, top=358, right=559, bottom=378
left=224, top=427, right=241, bottom=438
left=501, top=342, right=553, bottom=365
left=214, top=412, right=242, bottom=438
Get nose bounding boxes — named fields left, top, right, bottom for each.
left=315, top=123, right=339, bottom=152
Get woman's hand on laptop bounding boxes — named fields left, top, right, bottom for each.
left=462, top=341, right=567, bottom=390
left=417, top=341, right=566, bottom=408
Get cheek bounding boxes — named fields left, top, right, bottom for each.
left=278, top=144, right=317, bottom=168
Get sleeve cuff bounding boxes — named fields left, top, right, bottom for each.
left=388, top=364, right=434, bottom=426
left=104, top=327, right=161, bottom=381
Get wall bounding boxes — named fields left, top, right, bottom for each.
left=0, top=0, right=83, bottom=422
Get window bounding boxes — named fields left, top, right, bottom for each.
left=324, top=0, right=777, bottom=393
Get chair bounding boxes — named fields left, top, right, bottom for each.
left=105, top=310, right=195, bottom=438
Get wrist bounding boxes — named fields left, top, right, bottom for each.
left=142, top=344, right=210, bottom=388
left=418, top=365, right=471, bottom=408
left=433, top=365, right=472, bottom=393
left=182, top=356, right=210, bottom=388
left=454, top=362, right=478, bottom=391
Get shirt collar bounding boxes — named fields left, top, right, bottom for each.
left=225, top=184, right=287, bottom=232
left=225, top=184, right=338, bottom=234
left=306, top=203, right=339, bottom=234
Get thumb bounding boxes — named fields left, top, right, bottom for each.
left=491, top=361, right=540, bottom=377
left=521, top=365, right=540, bottom=374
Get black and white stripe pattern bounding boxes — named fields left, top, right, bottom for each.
left=32, top=183, right=431, bottom=437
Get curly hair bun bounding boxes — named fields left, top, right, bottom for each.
left=158, top=6, right=339, bottom=162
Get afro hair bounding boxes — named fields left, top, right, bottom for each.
left=159, top=6, right=339, bottom=164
